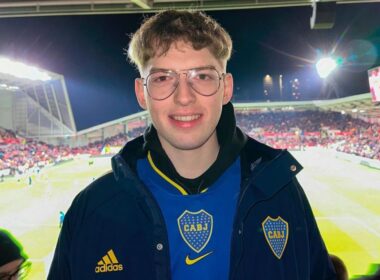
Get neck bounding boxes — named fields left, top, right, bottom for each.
left=159, top=133, right=220, bottom=179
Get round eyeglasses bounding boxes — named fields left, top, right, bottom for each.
left=143, top=66, right=225, bottom=101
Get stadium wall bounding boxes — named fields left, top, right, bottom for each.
left=335, top=151, right=380, bottom=170
left=0, top=91, right=13, bottom=130
left=69, top=111, right=149, bottom=147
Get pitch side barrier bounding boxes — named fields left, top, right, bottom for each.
left=335, top=151, right=380, bottom=170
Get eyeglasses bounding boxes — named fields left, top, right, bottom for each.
left=142, top=66, right=225, bottom=101
left=0, top=261, right=31, bottom=280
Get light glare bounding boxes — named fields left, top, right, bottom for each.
left=0, top=57, right=51, bottom=81
left=316, top=57, right=337, bottom=78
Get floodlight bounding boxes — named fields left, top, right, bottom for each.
left=8, top=86, right=19, bottom=91
left=316, top=57, right=337, bottom=78
left=0, top=57, right=51, bottom=81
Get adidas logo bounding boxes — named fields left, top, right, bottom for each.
left=95, top=249, right=124, bottom=273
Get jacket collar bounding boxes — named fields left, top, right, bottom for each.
left=113, top=134, right=303, bottom=198
left=254, top=150, right=302, bottom=197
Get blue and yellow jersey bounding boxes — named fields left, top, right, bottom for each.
left=137, top=152, right=240, bottom=280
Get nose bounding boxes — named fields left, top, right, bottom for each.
left=173, top=73, right=196, bottom=106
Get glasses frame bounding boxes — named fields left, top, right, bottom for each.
left=142, top=66, right=226, bottom=101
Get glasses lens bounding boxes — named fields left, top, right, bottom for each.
left=146, top=71, right=177, bottom=100
left=188, top=68, right=221, bottom=96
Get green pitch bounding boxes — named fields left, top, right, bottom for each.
left=0, top=157, right=112, bottom=279
left=0, top=150, right=379, bottom=279
left=294, top=148, right=380, bottom=278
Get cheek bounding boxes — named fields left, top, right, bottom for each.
left=204, top=104, right=223, bottom=128
left=147, top=102, right=167, bottom=125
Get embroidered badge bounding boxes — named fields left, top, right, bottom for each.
left=177, top=209, right=213, bottom=253
left=262, top=216, right=289, bottom=259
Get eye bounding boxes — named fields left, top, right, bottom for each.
left=149, top=72, right=175, bottom=85
left=197, top=73, right=211, bottom=80
left=153, top=75, right=169, bottom=83
left=192, top=69, right=218, bottom=82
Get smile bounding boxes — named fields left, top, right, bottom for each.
left=172, top=114, right=201, bottom=122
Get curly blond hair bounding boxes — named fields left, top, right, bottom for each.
left=127, top=10, right=232, bottom=73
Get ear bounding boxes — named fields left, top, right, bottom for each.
left=222, top=73, right=233, bottom=105
left=135, top=78, right=147, bottom=110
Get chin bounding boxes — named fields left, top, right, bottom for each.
left=164, top=134, right=208, bottom=150
left=171, top=141, right=206, bottom=151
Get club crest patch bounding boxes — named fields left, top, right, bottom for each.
left=177, top=209, right=213, bottom=253
left=262, top=216, right=289, bottom=259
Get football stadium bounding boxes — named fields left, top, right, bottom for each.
left=1, top=1, right=380, bottom=279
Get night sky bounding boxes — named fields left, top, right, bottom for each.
left=0, top=3, right=379, bottom=130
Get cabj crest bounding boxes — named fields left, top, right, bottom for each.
left=177, top=209, right=213, bottom=253
left=262, top=216, right=289, bottom=259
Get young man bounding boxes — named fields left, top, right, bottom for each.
left=48, top=10, right=336, bottom=279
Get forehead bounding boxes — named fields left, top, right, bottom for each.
left=143, top=41, right=225, bottom=74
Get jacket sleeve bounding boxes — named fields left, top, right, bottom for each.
left=293, top=178, right=337, bottom=280
left=47, top=192, right=83, bottom=280
left=47, top=210, right=72, bottom=279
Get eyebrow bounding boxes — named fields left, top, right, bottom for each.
left=149, top=65, right=217, bottom=73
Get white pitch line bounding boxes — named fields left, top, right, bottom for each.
left=316, top=216, right=380, bottom=239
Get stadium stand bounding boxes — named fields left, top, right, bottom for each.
left=235, top=110, right=380, bottom=160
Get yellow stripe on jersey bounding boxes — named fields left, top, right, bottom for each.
left=147, top=151, right=188, bottom=195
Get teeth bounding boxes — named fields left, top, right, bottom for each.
left=172, top=115, right=200, bottom=122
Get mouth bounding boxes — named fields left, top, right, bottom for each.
left=171, top=114, right=201, bottom=122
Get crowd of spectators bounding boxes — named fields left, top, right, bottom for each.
left=1, top=110, right=379, bottom=174
left=0, top=129, right=76, bottom=175
left=235, top=110, right=380, bottom=160
left=0, top=126, right=146, bottom=174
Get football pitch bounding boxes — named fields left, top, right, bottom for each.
left=0, top=149, right=379, bottom=279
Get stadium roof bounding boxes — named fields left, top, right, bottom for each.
left=313, top=93, right=380, bottom=119
left=234, top=93, right=380, bottom=119
left=0, top=59, right=77, bottom=138
left=0, top=0, right=378, bottom=18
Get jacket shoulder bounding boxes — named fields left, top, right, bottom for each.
left=68, top=171, right=124, bottom=222
left=244, top=136, right=283, bottom=161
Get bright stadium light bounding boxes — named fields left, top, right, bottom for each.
left=316, top=57, right=337, bottom=78
left=0, top=57, right=51, bottom=81
left=8, top=86, right=19, bottom=91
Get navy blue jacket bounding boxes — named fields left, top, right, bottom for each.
left=48, top=135, right=336, bottom=280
